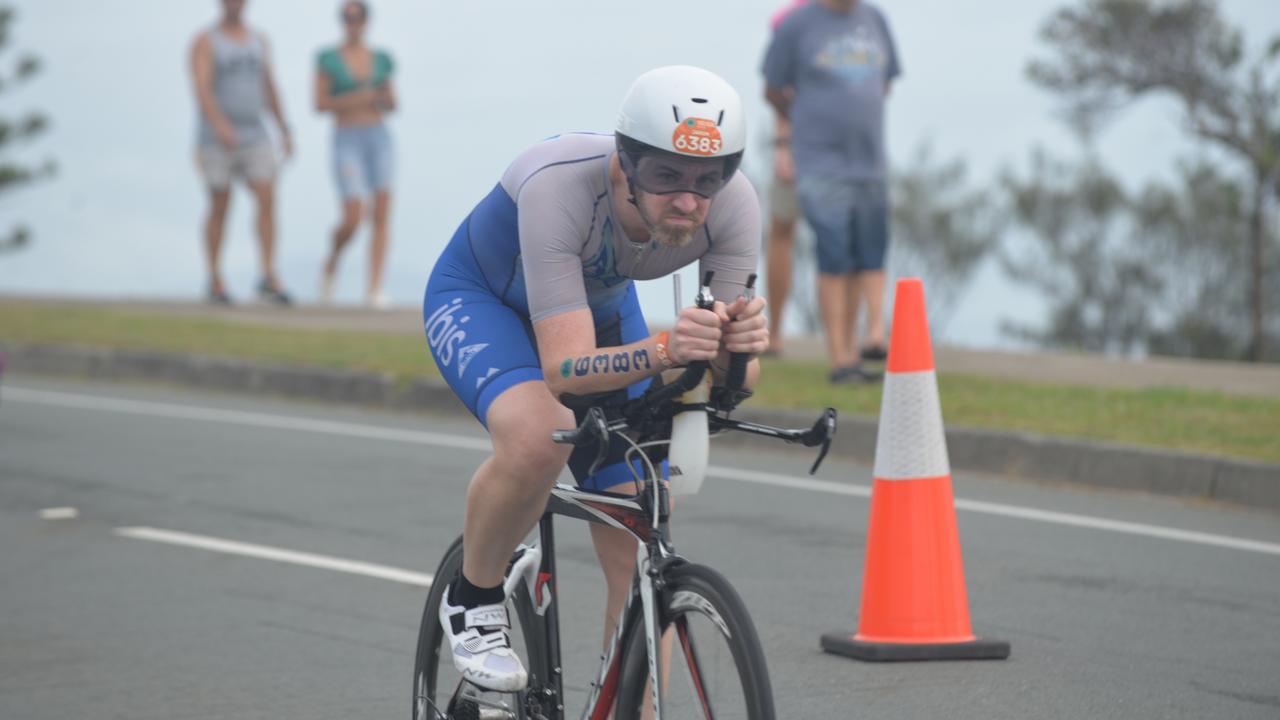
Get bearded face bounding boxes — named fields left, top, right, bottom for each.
left=637, top=190, right=711, bottom=248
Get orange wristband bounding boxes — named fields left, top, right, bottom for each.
left=654, top=331, right=675, bottom=369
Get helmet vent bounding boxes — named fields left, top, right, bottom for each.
left=671, top=105, right=681, bottom=123
left=717, top=110, right=725, bottom=126
left=691, top=97, right=708, bottom=103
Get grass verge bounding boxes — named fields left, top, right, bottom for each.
left=3, top=303, right=1277, bottom=464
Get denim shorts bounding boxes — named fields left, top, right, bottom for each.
left=333, top=123, right=393, bottom=199
left=796, top=176, right=889, bottom=274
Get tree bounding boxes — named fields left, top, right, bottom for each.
left=1002, top=143, right=1280, bottom=360
left=1136, top=161, right=1280, bottom=359
left=890, top=143, right=1005, bottom=334
left=1000, top=148, right=1163, bottom=353
left=0, top=3, right=53, bottom=254
left=1028, top=0, right=1280, bottom=361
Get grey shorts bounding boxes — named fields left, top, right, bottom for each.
left=768, top=174, right=799, bottom=223
left=196, top=142, right=276, bottom=190
left=333, top=123, right=393, bottom=199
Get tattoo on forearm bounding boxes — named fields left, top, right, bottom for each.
left=559, top=349, right=651, bottom=378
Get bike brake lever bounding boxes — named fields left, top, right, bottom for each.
left=809, top=436, right=832, bottom=475
left=585, top=406, right=611, bottom=477
left=806, top=408, right=838, bottom=475
left=552, top=406, right=613, bottom=475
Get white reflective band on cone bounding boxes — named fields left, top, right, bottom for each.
left=873, top=370, right=951, bottom=480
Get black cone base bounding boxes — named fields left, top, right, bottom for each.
left=821, top=631, right=1010, bottom=662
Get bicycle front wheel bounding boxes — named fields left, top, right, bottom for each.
left=412, top=536, right=548, bottom=720
left=615, top=563, right=775, bottom=719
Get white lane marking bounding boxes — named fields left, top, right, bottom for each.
left=4, top=386, right=491, bottom=451
left=953, top=498, right=1280, bottom=556
left=712, top=469, right=1280, bottom=557
left=10, top=386, right=1280, bottom=558
left=708, top=467, right=873, bottom=498
left=114, top=526, right=433, bottom=587
left=39, top=506, right=80, bottom=520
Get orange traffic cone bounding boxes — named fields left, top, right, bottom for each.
left=822, top=278, right=1010, bottom=661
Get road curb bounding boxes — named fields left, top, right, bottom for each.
left=3, top=342, right=1276, bottom=511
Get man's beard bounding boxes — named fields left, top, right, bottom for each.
left=632, top=191, right=704, bottom=248
left=649, top=216, right=702, bottom=248
left=650, top=225, right=693, bottom=248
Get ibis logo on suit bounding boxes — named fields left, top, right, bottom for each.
left=425, top=297, right=489, bottom=377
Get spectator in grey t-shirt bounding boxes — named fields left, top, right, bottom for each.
left=762, top=0, right=900, bottom=383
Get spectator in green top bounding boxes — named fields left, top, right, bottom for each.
left=315, top=0, right=398, bottom=308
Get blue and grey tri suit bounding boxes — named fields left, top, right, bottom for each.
left=423, top=132, right=760, bottom=490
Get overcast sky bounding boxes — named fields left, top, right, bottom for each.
left=2, top=0, right=1277, bottom=349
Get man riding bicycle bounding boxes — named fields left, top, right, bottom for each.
left=423, top=65, right=769, bottom=692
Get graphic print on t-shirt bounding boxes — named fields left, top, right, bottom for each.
left=814, top=25, right=887, bottom=86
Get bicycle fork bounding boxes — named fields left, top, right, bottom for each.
left=638, top=550, right=666, bottom=720
left=579, top=546, right=672, bottom=720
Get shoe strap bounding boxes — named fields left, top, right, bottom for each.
left=464, top=604, right=510, bottom=630
left=464, top=629, right=511, bottom=654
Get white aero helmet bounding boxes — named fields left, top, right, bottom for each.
left=615, top=65, right=746, bottom=198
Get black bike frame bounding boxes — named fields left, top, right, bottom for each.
left=534, top=513, right=564, bottom=717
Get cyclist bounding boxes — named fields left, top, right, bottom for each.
left=423, top=65, right=769, bottom=692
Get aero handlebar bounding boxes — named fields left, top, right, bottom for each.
left=553, top=271, right=837, bottom=477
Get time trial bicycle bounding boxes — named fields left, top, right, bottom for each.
left=414, top=274, right=837, bottom=720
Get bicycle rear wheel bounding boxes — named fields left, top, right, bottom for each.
left=615, top=563, right=775, bottom=719
left=413, top=536, right=548, bottom=720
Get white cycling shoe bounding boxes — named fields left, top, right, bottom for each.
left=438, top=591, right=528, bottom=693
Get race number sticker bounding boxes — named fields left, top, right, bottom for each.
left=671, top=118, right=723, bottom=156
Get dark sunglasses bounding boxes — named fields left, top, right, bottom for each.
left=342, top=11, right=366, bottom=24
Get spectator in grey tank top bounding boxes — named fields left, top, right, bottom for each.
left=189, top=0, right=293, bottom=306
left=763, top=0, right=900, bottom=383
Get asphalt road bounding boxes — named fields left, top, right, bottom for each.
left=2, top=376, right=1279, bottom=719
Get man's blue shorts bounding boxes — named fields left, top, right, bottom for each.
left=796, top=176, right=890, bottom=275
left=424, top=215, right=658, bottom=491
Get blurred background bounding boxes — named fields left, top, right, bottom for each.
left=1, top=0, right=1278, bottom=359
